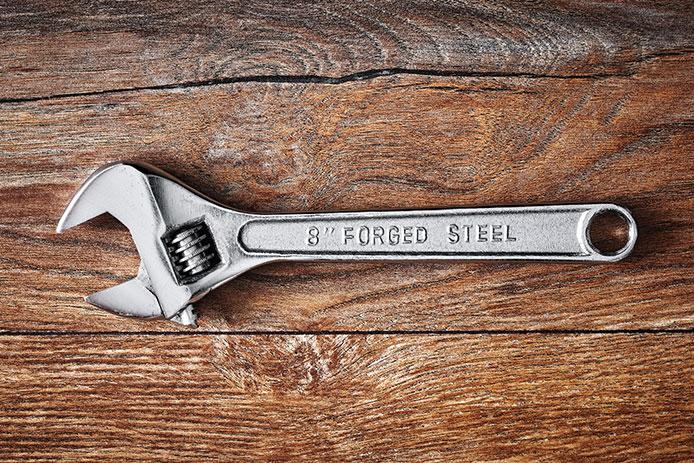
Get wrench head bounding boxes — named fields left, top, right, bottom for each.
left=57, top=162, right=240, bottom=325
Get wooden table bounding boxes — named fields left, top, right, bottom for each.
left=1, top=1, right=692, bottom=461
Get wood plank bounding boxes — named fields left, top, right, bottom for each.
left=1, top=1, right=692, bottom=100
left=1, top=54, right=692, bottom=332
left=0, top=333, right=691, bottom=461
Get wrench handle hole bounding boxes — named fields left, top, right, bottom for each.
left=587, top=209, right=633, bottom=256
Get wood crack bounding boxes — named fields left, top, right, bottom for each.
left=5, top=50, right=693, bottom=106
left=2, top=49, right=691, bottom=105
left=0, top=69, right=627, bottom=105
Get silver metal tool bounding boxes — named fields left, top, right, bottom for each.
left=57, top=162, right=637, bottom=326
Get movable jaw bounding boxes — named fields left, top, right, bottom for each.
left=57, top=163, right=238, bottom=326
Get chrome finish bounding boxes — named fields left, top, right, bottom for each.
left=57, top=162, right=637, bottom=326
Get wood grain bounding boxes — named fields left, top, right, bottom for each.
left=1, top=1, right=692, bottom=100
left=1, top=55, right=692, bottom=332
left=1, top=2, right=693, bottom=460
left=0, top=334, right=692, bottom=462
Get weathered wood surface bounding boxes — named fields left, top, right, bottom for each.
left=1, top=54, right=692, bottom=332
left=1, top=1, right=693, bottom=461
left=0, top=1, right=692, bottom=100
left=0, top=334, right=691, bottom=462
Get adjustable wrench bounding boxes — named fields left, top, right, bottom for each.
left=57, top=163, right=637, bottom=326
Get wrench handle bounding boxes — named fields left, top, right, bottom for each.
left=238, top=204, right=637, bottom=262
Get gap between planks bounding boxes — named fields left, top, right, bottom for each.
left=0, top=329, right=692, bottom=337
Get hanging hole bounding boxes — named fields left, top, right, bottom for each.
left=587, top=209, right=632, bottom=256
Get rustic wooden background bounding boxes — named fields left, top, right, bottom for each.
left=1, top=1, right=692, bottom=461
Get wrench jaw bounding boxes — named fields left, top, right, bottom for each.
left=56, top=162, right=218, bottom=326
left=56, top=163, right=122, bottom=234
left=84, top=264, right=163, bottom=320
